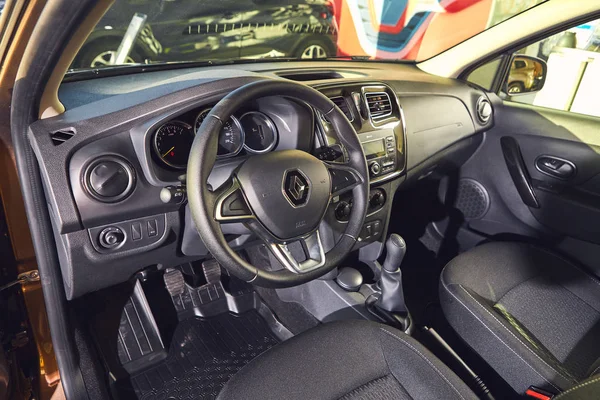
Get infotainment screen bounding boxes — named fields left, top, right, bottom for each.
left=363, top=139, right=386, bottom=159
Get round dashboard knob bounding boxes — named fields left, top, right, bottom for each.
left=369, top=162, right=381, bottom=175
left=84, top=157, right=135, bottom=202
left=98, top=227, right=125, bottom=249
left=160, top=186, right=186, bottom=204
left=370, top=190, right=385, bottom=209
left=335, top=201, right=351, bottom=221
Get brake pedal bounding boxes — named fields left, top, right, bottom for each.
left=202, top=259, right=222, bottom=284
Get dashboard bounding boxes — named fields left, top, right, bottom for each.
left=30, top=61, right=493, bottom=299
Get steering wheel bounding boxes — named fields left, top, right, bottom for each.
left=187, top=79, right=369, bottom=288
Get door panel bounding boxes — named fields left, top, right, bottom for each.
left=453, top=97, right=600, bottom=277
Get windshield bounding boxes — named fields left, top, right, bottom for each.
left=70, top=0, right=547, bottom=71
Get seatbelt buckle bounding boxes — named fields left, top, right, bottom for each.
left=525, top=386, right=555, bottom=400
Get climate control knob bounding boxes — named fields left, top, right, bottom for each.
left=369, top=162, right=381, bottom=176
left=370, top=190, right=386, bottom=209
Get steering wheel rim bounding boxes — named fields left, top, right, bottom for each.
left=187, top=79, right=369, bottom=288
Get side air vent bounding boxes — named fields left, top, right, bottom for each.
left=365, top=92, right=392, bottom=119
left=330, top=96, right=354, bottom=121
left=51, top=128, right=76, bottom=145
left=476, top=96, right=492, bottom=124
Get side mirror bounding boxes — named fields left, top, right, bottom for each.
left=504, top=55, right=547, bottom=96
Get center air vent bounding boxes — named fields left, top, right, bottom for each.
left=51, top=128, right=76, bottom=145
left=365, top=92, right=392, bottom=119
left=476, top=96, right=492, bottom=124
left=330, top=96, right=354, bottom=121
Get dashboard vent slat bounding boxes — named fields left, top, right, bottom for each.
left=51, top=129, right=76, bottom=145
left=330, top=96, right=354, bottom=121
left=365, top=92, right=392, bottom=119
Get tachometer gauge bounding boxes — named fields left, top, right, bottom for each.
left=240, top=111, right=278, bottom=154
left=153, top=121, right=194, bottom=169
left=195, top=109, right=244, bottom=158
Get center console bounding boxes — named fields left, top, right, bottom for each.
left=315, top=83, right=406, bottom=250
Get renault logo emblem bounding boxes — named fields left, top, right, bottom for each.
left=283, top=170, right=310, bottom=207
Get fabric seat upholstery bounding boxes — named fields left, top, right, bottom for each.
left=440, top=241, right=600, bottom=394
left=217, top=319, right=477, bottom=400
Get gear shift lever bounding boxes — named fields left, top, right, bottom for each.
left=382, top=234, right=407, bottom=273
left=376, top=234, right=408, bottom=314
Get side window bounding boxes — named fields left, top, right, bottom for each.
left=506, top=18, right=600, bottom=117
left=466, top=58, right=501, bottom=91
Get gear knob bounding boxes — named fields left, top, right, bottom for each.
left=382, top=234, right=406, bottom=272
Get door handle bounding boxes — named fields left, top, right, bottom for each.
left=535, top=156, right=576, bottom=180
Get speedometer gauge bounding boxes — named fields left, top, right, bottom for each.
left=153, top=121, right=194, bottom=169
left=195, top=109, right=244, bottom=158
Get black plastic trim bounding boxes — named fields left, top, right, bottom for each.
left=500, top=136, right=540, bottom=208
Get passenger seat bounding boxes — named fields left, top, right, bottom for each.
left=440, top=242, right=600, bottom=394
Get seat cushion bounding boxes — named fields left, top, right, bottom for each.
left=440, top=241, right=600, bottom=394
left=217, top=319, right=477, bottom=400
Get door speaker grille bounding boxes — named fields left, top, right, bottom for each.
left=455, top=179, right=490, bottom=219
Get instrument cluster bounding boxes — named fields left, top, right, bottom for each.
left=152, top=107, right=279, bottom=170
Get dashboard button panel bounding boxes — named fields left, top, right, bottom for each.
left=89, top=214, right=167, bottom=253
left=359, top=219, right=382, bottom=241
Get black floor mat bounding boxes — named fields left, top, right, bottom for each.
left=119, top=310, right=279, bottom=400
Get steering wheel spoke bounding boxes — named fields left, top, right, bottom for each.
left=326, top=162, right=363, bottom=197
left=213, top=177, right=255, bottom=223
left=269, top=230, right=326, bottom=274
